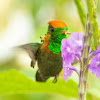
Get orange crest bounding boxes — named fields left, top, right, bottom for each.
left=48, top=20, right=67, bottom=28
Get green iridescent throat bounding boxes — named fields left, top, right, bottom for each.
left=48, top=27, right=68, bottom=54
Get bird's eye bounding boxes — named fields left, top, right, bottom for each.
left=50, top=28, right=54, bottom=32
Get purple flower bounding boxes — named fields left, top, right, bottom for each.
left=61, top=32, right=84, bottom=81
left=61, top=32, right=84, bottom=64
left=92, top=45, right=100, bottom=55
left=68, top=32, right=84, bottom=58
left=61, top=39, right=75, bottom=64
left=63, top=63, right=73, bottom=82
left=89, top=53, right=100, bottom=78
left=63, top=61, right=79, bottom=82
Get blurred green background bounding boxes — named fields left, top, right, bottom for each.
left=0, top=0, right=100, bottom=100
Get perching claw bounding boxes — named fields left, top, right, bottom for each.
left=52, top=75, right=58, bottom=83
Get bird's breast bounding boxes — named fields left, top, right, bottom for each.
left=39, top=34, right=52, bottom=54
left=37, top=51, right=62, bottom=77
left=37, top=34, right=62, bottom=77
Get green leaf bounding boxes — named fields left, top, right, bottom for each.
left=0, top=70, right=99, bottom=100
left=87, top=72, right=100, bottom=99
left=0, top=70, right=78, bottom=98
left=86, top=93, right=100, bottom=100
left=0, top=93, right=76, bottom=100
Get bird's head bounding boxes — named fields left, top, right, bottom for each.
left=40, top=20, right=69, bottom=42
left=47, top=20, right=70, bottom=44
left=48, top=20, right=69, bottom=35
left=40, top=20, right=70, bottom=54
left=47, top=20, right=70, bottom=54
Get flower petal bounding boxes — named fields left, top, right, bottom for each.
left=61, top=32, right=84, bottom=82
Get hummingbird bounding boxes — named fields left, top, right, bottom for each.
left=19, top=20, right=69, bottom=83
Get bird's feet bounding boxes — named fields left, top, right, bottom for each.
left=52, top=75, right=58, bottom=83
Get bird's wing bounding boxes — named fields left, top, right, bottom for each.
left=18, top=43, right=42, bottom=68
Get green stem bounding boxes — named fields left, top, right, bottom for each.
left=78, top=15, right=92, bottom=100
left=86, top=0, right=99, bottom=49
left=74, top=0, right=86, bottom=29
left=78, top=71, right=87, bottom=100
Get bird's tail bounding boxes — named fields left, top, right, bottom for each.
left=36, top=70, right=49, bottom=82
